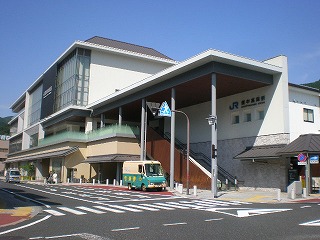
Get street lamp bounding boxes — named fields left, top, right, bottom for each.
left=151, top=102, right=191, bottom=195
left=206, top=114, right=218, bottom=198
left=172, top=109, right=190, bottom=195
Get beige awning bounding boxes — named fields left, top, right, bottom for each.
left=5, top=146, right=79, bottom=163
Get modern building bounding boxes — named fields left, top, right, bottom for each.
left=5, top=36, right=320, bottom=192
left=0, top=135, right=9, bottom=175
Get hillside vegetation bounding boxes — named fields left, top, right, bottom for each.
left=0, top=116, right=12, bottom=135
left=303, top=80, right=320, bottom=90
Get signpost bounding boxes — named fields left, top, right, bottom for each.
left=155, top=101, right=190, bottom=195
left=297, top=152, right=310, bottom=195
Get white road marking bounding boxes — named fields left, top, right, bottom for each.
left=106, top=205, right=143, bottom=212
left=111, top=227, right=140, bottom=232
left=93, top=205, right=125, bottom=213
left=300, top=205, right=311, bottom=209
left=126, top=204, right=159, bottom=211
left=300, top=219, right=320, bottom=226
left=0, top=215, right=51, bottom=235
left=43, top=209, right=66, bottom=216
left=164, top=202, right=190, bottom=209
left=204, top=218, right=224, bottom=222
left=142, top=203, right=175, bottom=210
left=76, top=206, right=106, bottom=214
left=163, top=222, right=187, bottom=226
left=57, top=207, right=87, bottom=215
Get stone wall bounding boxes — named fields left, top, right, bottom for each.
left=191, top=133, right=290, bottom=191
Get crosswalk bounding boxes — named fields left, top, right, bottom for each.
left=43, top=199, right=251, bottom=217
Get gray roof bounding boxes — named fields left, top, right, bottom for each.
left=85, top=36, right=173, bottom=60
left=278, top=134, right=320, bottom=155
left=85, top=154, right=140, bottom=163
left=235, top=144, right=287, bottom=160
left=5, top=146, right=79, bottom=163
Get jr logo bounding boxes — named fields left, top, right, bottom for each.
left=229, top=101, right=239, bottom=110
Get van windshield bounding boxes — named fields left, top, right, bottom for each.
left=145, top=164, right=163, bottom=177
left=10, top=171, right=20, bottom=176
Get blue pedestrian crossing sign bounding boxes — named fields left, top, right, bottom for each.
left=158, top=101, right=172, bottom=117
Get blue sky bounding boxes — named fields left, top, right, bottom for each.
left=1, top=0, right=319, bottom=117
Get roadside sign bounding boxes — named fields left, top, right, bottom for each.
left=297, top=153, right=307, bottom=165
left=297, top=153, right=307, bottom=162
left=158, top=101, right=172, bottom=117
left=310, top=155, right=319, bottom=164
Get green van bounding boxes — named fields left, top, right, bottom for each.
left=122, top=160, right=166, bottom=191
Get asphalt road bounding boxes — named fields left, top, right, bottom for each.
left=1, top=181, right=320, bottom=240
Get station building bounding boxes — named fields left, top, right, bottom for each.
left=5, top=36, right=320, bottom=191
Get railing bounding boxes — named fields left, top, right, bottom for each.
left=39, top=124, right=140, bottom=146
left=163, top=131, right=237, bottom=186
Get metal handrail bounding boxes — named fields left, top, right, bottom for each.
left=163, top=131, right=236, bottom=185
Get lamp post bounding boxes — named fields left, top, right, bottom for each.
left=207, top=114, right=218, bottom=198
left=152, top=102, right=190, bottom=195
left=172, top=109, right=190, bottom=195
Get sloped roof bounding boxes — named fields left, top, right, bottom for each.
left=85, top=154, right=140, bottom=163
left=85, top=36, right=173, bottom=60
left=235, top=144, right=287, bottom=160
left=5, top=146, right=79, bottom=163
left=277, top=134, right=320, bottom=155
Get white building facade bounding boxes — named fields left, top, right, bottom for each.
left=5, top=36, right=320, bottom=191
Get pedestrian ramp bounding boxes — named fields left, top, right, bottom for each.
left=42, top=199, right=251, bottom=217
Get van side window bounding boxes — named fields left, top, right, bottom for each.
left=138, top=165, right=143, bottom=173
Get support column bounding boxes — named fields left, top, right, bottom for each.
left=170, top=88, right=176, bottom=190
left=119, top=106, right=122, bottom=126
left=140, top=98, right=146, bottom=161
left=211, top=73, right=218, bottom=197
left=116, top=162, right=121, bottom=185
left=100, top=114, right=105, bottom=128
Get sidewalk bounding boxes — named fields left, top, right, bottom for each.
left=176, top=187, right=320, bottom=203
left=0, top=189, right=41, bottom=228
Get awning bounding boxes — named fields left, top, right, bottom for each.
left=5, top=146, right=79, bottom=163
left=85, top=154, right=140, bottom=163
left=234, top=144, right=286, bottom=161
left=277, top=134, right=320, bottom=156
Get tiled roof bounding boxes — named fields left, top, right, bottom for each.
left=235, top=144, right=287, bottom=160
left=278, top=134, right=320, bottom=155
left=85, top=36, right=173, bottom=61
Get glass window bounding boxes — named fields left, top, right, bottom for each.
left=54, top=48, right=91, bottom=112
left=145, top=164, right=163, bottom=176
left=231, top=112, right=240, bottom=124
left=28, top=85, right=43, bottom=126
left=257, top=109, right=264, bottom=120
left=232, top=115, right=240, bottom=124
left=244, top=111, right=252, bottom=122
left=303, top=108, right=314, bottom=123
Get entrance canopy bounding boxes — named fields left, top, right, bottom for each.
left=235, top=144, right=287, bottom=161
left=85, top=154, right=140, bottom=163
left=277, top=134, right=320, bottom=156
left=5, top=146, right=79, bottom=163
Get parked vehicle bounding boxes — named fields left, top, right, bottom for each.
left=5, top=169, right=21, bottom=183
left=122, top=160, right=166, bottom=191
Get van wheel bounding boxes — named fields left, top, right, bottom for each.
left=141, top=184, right=147, bottom=192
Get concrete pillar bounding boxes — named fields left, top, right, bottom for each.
left=140, top=98, right=146, bottom=161
left=119, top=106, right=122, bottom=126
left=211, top=73, right=218, bottom=197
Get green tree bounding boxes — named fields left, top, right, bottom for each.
left=21, top=163, right=35, bottom=180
